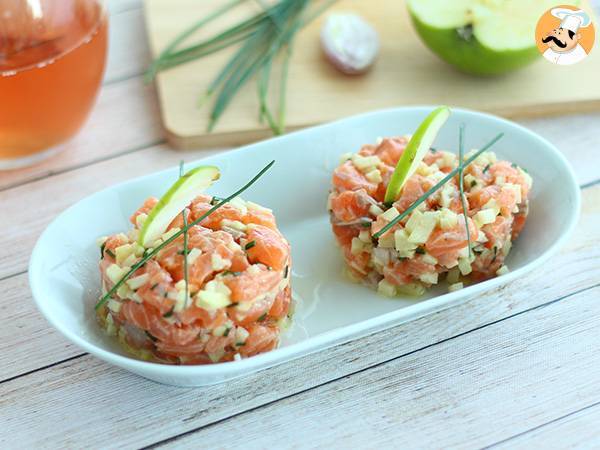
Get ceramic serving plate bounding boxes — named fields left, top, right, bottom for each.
left=30, top=107, right=580, bottom=386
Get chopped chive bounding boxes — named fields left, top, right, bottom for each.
left=245, top=240, right=256, bottom=250
left=236, top=342, right=246, bottom=347
left=361, top=220, right=372, bottom=228
left=145, top=331, right=158, bottom=342
left=458, top=124, right=472, bottom=258
left=223, top=327, right=231, bottom=337
left=283, top=265, right=289, bottom=278
left=491, top=246, right=498, bottom=263
left=470, top=180, right=477, bottom=188
left=94, top=160, right=276, bottom=311
left=372, top=133, right=504, bottom=240
left=210, top=196, right=224, bottom=206
left=415, top=246, right=425, bottom=255
left=483, top=164, right=491, bottom=173
left=105, top=249, right=116, bottom=259
left=223, top=270, right=241, bottom=277
left=227, top=302, right=239, bottom=308
left=163, top=307, right=175, bottom=318
left=511, top=162, right=518, bottom=169
left=258, top=312, right=267, bottom=322
left=151, top=283, right=159, bottom=290
left=100, top=242, right=106, bottom=258
left=430, top=147, right=437, bottom=153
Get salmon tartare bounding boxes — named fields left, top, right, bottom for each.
left=329, top=136, right=532, bottom=296
left=97, top=194, right=291, bottom=364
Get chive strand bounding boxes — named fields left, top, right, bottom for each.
left=372, top=133, right=504, bottom=240
left=277, top=43, right=293, bottom=134
left=458, top=124, right=472, bottom=258
left=179, top=161, right=190, bottom=307
left=95, top=160, right=275, bottom=311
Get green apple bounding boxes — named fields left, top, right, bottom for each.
left=407, top=0, right=568, bottom=76
left=138, top=165, right=220, bottom=247
left=385, top=106, right=450, bottom=204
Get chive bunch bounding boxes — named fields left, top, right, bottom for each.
left=146, top=0, right=337, bottom=134
left=372, top=132, right=504, bottom=239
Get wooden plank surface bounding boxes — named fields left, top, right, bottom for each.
left=2, top=1, right=600, bottom=448
left=160, top=286, right=600, bottom=449
left=145, top=0, right=600, bottom=148
left=492, top=404, right=600, bottom=449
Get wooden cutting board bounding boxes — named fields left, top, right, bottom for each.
left=144, top=0, right=600, bottom=149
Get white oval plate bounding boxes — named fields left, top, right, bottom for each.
left=30, top=107, right=580, bottom=386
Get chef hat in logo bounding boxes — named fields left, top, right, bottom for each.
left=551, top=8, right=592, bottom=33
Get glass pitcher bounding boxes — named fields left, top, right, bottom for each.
left=0, top=0, right=108, bottom=169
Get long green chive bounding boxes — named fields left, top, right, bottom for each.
left=179, top=161, right=190, bottom=307
left=258, top=56, right=278, bottom=130
left=458, top=124, right=472, bottom=258
left=372, top=133, right=504, bottom=240
left=277, top=43, right=293, bottom=134
left=95, top=160, right=275, bottom=310
left=145, top=0, right=247, bottom=81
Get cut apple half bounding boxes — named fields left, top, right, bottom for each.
left=384, top=106, right=450, bottom=204
left=407, top=0, right=562, bottom=75
left=138, top=165, right=220, bottom=247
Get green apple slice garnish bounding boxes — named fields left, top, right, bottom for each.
left=384, top=106, right=450, bottom=204
left=407, top=0, right=561, bottom=75
left=138, top=165, right=220, bottom=247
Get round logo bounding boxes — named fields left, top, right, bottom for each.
left=535, top=4, right=595, bottom=65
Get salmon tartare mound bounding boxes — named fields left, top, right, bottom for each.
left=329, top=136, right=532, bottom=296
left=97, top=195, right=291, bottom=364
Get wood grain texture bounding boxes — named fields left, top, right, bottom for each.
left=1, top=186, right=598, bottom=448
left=163, top=285, right=600, bottom=449
left=145, top=0, right=600, bottom=148
left=0, top=273, right=81, bottom=382
left=491, top=403, right=600, bottom=449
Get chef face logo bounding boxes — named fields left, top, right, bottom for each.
left=542, top=27, right=580, bottom=52
left=535, top=5, right=595, bottom=65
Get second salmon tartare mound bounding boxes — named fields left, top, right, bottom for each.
left=329, top=136, right=532, bottom=296
left=97, top=195, right=291, bottom=364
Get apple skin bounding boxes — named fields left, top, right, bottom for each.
left=384, top=106, right=450, bottom=204
left=409, top=11, right=541, bottom=76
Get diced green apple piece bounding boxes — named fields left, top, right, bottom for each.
left=384, top=106, right=450, bottom=204
left=138, top=165, right=220, bottom=247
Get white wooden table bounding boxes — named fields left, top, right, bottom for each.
left=2, top=2, right=600, bottom=448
